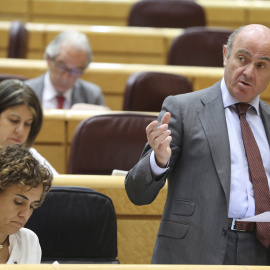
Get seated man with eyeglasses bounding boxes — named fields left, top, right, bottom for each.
left=25, top=30, right=105, bottom=109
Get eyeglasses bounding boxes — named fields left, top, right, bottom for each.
left=52, top=60, right=85, bottom=77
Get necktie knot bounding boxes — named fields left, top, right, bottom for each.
left=236, top=103, right=250, bottom=117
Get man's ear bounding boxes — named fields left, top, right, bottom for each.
left=223, top=46, right=227, bottom=67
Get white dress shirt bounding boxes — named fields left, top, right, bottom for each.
left=151, top=78, right=270, bottom=218
left=30, top=148, right=58, bottom=176
left=7, top=228, right=41, bottom=264
left=221, top=78, right=270, bottom=218
left=42, top=72, right=72, bottom=109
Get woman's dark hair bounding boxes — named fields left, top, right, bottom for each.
left=0, top=79, right=43, bottom=147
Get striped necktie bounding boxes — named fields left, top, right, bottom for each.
left=236, top=103, right=270, bottom=248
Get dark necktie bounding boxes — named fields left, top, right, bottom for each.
left=236, top=103, right=270, bottom=248
left=56, top=95, right=65, bottom=109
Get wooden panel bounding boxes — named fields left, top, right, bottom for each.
left=1, top=0, right=270, bottom=31
left=117, top=218, right=160, bottom=264
left=3, top=58, right=270, bottom=109
left=0, top=21, right=178, bottom=65
left=247, top=2, right=270, bottom=28
left=0, top=0, right=28, bottom=22
left=0, top=58, right=270, bottom=107
left=104, top=95, right=123, bottom=111
left=197, top=0, right=246, bottom=28
left=30, top=0, right=132, bottom=26
left=35, top=110, right=66, bottom=143
left=0, top=22, right=10, bottom=51
left=43, top=24, right=170, bottom=65
left=28, top=0, right=270, bottom=29
left=27, top=23, right=47, bottom=50
left=0, top=58, right=47, bottom=79
left=34, top=110, right=67, bottom=173
left=33, top=145, right=66, bottom=173
left=0, top=0, right=28, bottom=14
left=32, top=0, right=134, bottom=18
left=93, top=53, right=166, bottom=65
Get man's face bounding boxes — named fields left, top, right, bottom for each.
left=47, top=42, right=88, bottom=94
left=223, top=25, right=270, bottom=103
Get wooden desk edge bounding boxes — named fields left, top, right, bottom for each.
left=0, top=263, right=266, bottom=269
left=53, top=174, right=168, bottom=190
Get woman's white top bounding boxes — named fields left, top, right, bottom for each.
left=7, top=228, right=41, bottom=264
left=30, top=147, right=58, bottom=175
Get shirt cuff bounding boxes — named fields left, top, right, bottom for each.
left=150, top=151, right=169, bottom=177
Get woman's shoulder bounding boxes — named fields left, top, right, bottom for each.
left=29, top=147, right=41, bottom=158
left=7, top=228, right=41, bottom=264
left=16, top=227, right=39, bottom=243
left=29, top=148, right=59, bottom=175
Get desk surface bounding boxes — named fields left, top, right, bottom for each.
left=0, top=264, right=268, bottom=269
left=53, top=174, right=127, bottom=189
left=0, top=58, right=226, bottom=110
left=0, top=21, right=180, bottom=65
left=1, top=0, right=270, bottom=29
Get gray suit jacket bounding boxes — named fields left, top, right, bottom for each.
left=125, top=81, right=270, bottom=264
left=25, top=74, right=104, bottom=108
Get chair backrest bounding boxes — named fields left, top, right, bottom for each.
left=7, top=20, right=29, bottom=58
left=67, top=113, right=157, bottom=174
left=25, top=186, right=119, bottom=264
left=123, top=71, right=193, bottom=112
left=168, top=26, right=233, bottom=67
left=128, top=0, right=206, bottom=28
left=0, top=74, right=27, bottom=82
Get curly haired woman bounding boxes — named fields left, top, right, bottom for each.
left=0, top=144, right=53, bottom=264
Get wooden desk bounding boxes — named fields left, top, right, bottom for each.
left=198, top=0, right=270, bottom=28
left=53, top=174, right=167, bottom=264
left=34, top=110, right=108, bottom=174
left=1, top=0, right=270, bottom=29
left=0, top=58, right=267, bottom=172
left=0, top=58, right=226, bottom=110
left=0, top=21, right=180, bottom=65
left=0, top=0, right=28, bottom=22
left=4, top=58, right=270, bottom=108
left=0, top=264, right=267, bottom=270
left=34, top=110, right=67, bottom=173
left=34, top=110, right=158, bottom=173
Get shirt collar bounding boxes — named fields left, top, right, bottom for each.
left=44, top=71, right=73, bottom=101
left=221, top=77, right=260, bottom=116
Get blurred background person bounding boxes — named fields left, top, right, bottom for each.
left=25, top=30, right=105, bottom=109
left=0, top=144, right=53, bottom=264
left=0, top=79, right=58, bottom=175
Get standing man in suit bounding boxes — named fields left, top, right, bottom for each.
left=125, top=24, right=270, bottom=265
left=25, top=30, right=104, bottom=109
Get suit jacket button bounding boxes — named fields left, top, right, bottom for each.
left=222, top=228, right=227, bottom=236
left=144, top=179, right=148, bottom=186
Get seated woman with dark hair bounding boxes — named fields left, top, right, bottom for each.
left=0, top=144, right=53, bottom=264
left=0, top=79, right=57, bottom=174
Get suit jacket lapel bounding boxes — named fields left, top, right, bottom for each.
left=36, top=75, right=45, bottom=102
left=71, top=79, right=84, bottom=106
left=198, top=83, right=231, bottom=202
left=260, top=100, right=270, bottom=145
